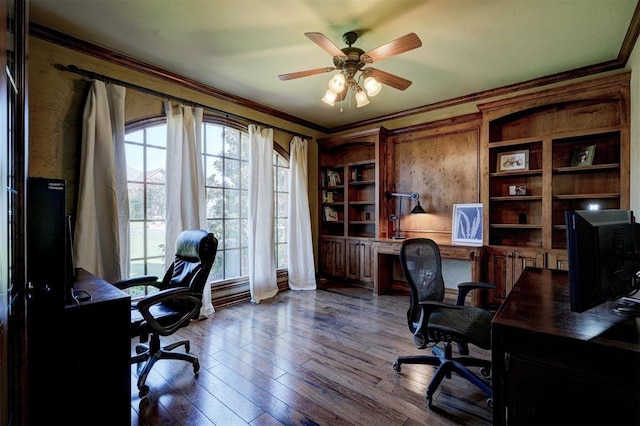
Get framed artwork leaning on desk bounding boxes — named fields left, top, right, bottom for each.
left=452, top=203, right=483, bottom=246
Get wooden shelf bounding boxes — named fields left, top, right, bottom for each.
left=490, top=224, right=543, bottom=229
left=553, top=193, right=620, bottom=200
left=553, top=163, right=620, bottom=174
left=490, top=169, right=543, bottom=178
left=490, top=196, right=543, bottom=202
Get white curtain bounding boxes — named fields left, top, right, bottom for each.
left=74, top=80, right=127, bottom=283
left=164, top=101, right=213, bottom=318
left=248, top=125, right=278, bottom=303
left=287, top=137, right=316, bottom=290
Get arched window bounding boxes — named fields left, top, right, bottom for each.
left=124, top=117, right=288, bottom=293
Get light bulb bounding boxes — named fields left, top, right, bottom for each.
left=328, top=73, right=346, bottom=93
left=321, top=90, right=337, bottom=106
left=355, top=90, right=369, bottom=107
left=364, top=77, right=382, bottom=96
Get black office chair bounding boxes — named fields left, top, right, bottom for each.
left=393, top=238, right=494, bottom=407
left=114, top=229, right=218, bottom=398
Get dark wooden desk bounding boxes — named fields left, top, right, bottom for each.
left=492, top=268, right=639, bottom=425
left=27, top=269, right=131, bottom=425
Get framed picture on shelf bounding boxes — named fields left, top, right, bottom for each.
left=323, top=206, right=339, bottom=222
left=497, top=150, right=529, bottom=172
left=452, top=203, right=483, bottom=246
left=570, top=144, right=596, bottom=166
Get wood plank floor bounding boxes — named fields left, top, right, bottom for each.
left=131, top=281, right=492, bottom=426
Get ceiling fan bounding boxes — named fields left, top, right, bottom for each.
left=278, top=31, right=422, bottom=107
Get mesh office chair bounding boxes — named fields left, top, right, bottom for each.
left=114, top=229, right=218, bottom=398
left=393, top=238, right=494, bottom=407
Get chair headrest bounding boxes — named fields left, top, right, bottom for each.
left=175, top=229, right=217, bottom=262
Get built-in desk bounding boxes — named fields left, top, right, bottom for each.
left=372, top=237, right=482, bottom=297
left=27, top=269, right=131, bottom=425
left=492, top=268, right=640, bottom=425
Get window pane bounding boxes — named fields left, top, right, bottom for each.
left=224, top=158, right=240, bottom=188
left=147, top=258, right=165, bottom=278
left=225, top=248, right=241, bottom=278
left=241, top=247, right=249, bottom=277
left=277, top=167, right=288, bottom=192
left=205, top=155, right=223, bottom=186
left=208, top=219, right=224, bottom=250
left=276, top=218, right=287, bottom=243
left=130, top=222, right=145, bottom=259
left=146, top=124, right=166, bottom=148
left=276, top=243, right=287, bottom=269
left=146, top=183, right=165, bottom=220
left=224, top=189, right=240, bottom=218
left=206, top=187, right=223, bottom=218
left=127, top=129, right=144, bottom=143
left=146, top=222, right=165, bottom=257
left=224, top=128, right=240, bottom=159
left=225, top=219, right=240, bottom=249
left=276, top=193, right=287, bottom=217
left=241, top=218, right=249, bottom=247
left=128, top=183, right=144, bottom=220
left=206, top=124, right=223, bottom=155
left=125, top=144, right=143, bottom=180
left=147, top=146, right=166, bottom=182
left=241, top=132, right=250, bottom=161
left=209, top=253, right=224, bottom=281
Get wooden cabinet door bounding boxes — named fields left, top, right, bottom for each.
left=345, top=238, right=373, bottom=283
left=345, top=238, right=360, bottom=280
left=485, top=247, right=513, bottom=307
left=359, top=240, right=373, bottom=283
left=320, top=237, right=345, bottom=278
left=513, top=249, right=545, bottom=286
left=547, top=251, right=569, bottom=271
left=486, top=247, right=546, bottom=307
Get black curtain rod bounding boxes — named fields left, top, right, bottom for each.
left=62, top=64, right=313, bottom=140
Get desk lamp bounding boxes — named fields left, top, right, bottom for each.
left=385, top=191, right=426, bottom=239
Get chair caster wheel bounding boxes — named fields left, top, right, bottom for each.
left=480, top=367, right=491, bottom=377
left=193, top=359, right=200, bottom=374
left=138, top=385, right=149, bottom=398
left=392, top=361, right=401, bottom=372
left=487, top=398, right=493, bottom=409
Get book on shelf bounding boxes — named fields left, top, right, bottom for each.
left=322, top=190, right=334, bottom=203
left=324, top=170, right=341, bottom=187
left=323, top=206, right=339, bottom=222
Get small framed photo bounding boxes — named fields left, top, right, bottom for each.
left=497, top=150, right=529, bottom=172
left=452, top=203, right=483, bottom=246
left=570, top=145, right=596, bottom=167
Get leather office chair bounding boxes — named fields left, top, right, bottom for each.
left=114, top=229, right=218, bottom=398
left=393, top=238, right=494, bottom=407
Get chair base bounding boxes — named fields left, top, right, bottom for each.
left=393, top=343, right=492, bottom=408
left=132, top=333, right=200, bottom=398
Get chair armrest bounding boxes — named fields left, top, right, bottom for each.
left=412, top=301, right=462, bottom=348
left=456, top=281, right=495, bottom=305
left=112, top=275, right=159, bottom=290
left=136, top=287, right=202, bottom=336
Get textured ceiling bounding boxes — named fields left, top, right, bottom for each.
left=29, top=0, right=638, bottom=131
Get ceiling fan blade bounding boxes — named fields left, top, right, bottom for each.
left=278, top=67, right=336, bottom=81
left=366, top=68, right=412, bottom=90
left=305, top=32, right=347, bottom=58
left=362, top=33, right=422, bottom=63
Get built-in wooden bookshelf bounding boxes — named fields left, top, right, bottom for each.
left=317, top=128, right=387, bottom=281
left=479, top=72, right=630, bottom=307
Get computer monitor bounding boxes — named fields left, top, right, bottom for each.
left=565, top=209, right=640, bottom=313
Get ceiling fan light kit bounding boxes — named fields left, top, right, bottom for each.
left=279, top=31, right=422, bottom=110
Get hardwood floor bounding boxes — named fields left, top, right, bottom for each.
left=131, top=282, right=492, bottom=426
